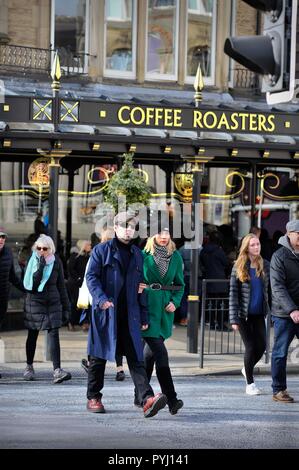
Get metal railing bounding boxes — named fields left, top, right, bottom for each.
left=199, top=279, right=272, bottom=368
left=230, top=68, right=261, bottom=95
left=0, top=44, right=93, bottom=76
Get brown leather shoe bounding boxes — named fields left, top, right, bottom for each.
left=272, top=390, right=294, bottom=403
left=143, top=393, right=167, bottom=418
left=87, top=398, right=106, bottom=413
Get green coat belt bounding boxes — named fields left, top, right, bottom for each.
left=142, top=250, right=185, bottom=340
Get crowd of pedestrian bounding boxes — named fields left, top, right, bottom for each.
left=0, top=212, right=299, bottom=411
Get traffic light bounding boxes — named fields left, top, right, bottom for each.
left=224, top=0, right=298, bottom=104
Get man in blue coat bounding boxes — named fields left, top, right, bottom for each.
left=85, top=211, right=167, bottom=417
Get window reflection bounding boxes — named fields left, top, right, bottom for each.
left=147, top=0, right=177, bottom=77
left=53, top=0, right=87, bottom=70
left=187, top=0, right=214, bottom=78
left=105, top=0, right=135, bottom=74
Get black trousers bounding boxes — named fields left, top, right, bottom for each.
left=26, top=328, right=61, bottom=370
left=115, top=354, right=123, bottom=368
left=238, top=315, right=266, bottom=384
left=143, top=336, right=177, bottom=405
left=87, top=325, right=154, bottom=403
left=69, top=303, right=81, bottom=326
left=0, top=301, right=8, bottom=329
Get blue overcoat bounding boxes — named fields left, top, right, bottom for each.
left=86, top=238, right=148, bottom=362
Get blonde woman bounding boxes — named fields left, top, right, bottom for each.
left=23, top=235, right=71, bottom=383
left=139, top=228, right=185, bottom=415
left=229, top=233, right=270, bottom=395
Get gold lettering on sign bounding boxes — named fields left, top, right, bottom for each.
left=118, top=106, right=182, bottom=127
left=118, top=106, right=130, bottom=124
left=230, top=113, right=239, bottom=130
left=173, top=109, right=182, bottom=127
left=267, top=115, right=275, bottom=132
left=193, top=111, right=276, bottom=133
left=118, top=106, right=277, bottom=133
left=131, top=107, right=145, bottom=125
left=217, top=113, right=229, bottom=129
left=249, top=114, right=258, bottom=131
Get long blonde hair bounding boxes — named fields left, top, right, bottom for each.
left=235, top=233, right=264, bottom=282
left=144, top=235, right=176, bottom=255
left=76, top=239, right=90, bottom=256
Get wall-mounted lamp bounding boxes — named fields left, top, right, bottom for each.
left=262, top=150, right=270, bottom=158
left=92, top=143, right=101, bottom=151
left=128, top=144, right=137, bottom=152
left=3, top=139, right=11, bottom=148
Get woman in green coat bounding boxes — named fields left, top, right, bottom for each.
left=139, top=229, right=185, bottom=415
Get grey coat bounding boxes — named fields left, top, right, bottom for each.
left=270, top=235, right=299, bottom=318
left=24, top=255, right=70, bottom=330
left=229, top=260, right=270, bottom=325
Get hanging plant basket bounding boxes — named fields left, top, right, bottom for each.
left=103, top=152, right=152, bottom=211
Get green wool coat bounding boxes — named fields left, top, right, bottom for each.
left=142, top=250, right=185, bottom=340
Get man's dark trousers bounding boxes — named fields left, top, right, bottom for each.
left=87, top=318, right=154, bottom=404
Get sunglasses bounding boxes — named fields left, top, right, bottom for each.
left=37, top=246, right=49, bottom=252
left=0, top=235, right=6, bottom=239
left=118, top=222, right=135, bottom=229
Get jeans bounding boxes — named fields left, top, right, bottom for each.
left=271, top=315, right=299, bottom=394
left=26, top=328, right=61, bottom=370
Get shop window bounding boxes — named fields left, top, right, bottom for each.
left=185, top=0, right=216, bottom=85
left=146, top=0, right=178, bottom=80
left=51, top=0, right=89, bottom=73
left=104, top=0, right=137, bottom=78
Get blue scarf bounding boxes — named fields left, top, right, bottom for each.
left=23, top=253, right=55, bottom=292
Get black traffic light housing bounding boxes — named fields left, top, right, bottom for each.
left=224, top=0, right=298, bottom=104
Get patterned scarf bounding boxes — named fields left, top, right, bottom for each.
left=23, top=252, right=55, bottom=292
left=153, top=244, right=172, bottom=279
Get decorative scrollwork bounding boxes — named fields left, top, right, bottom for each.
left=260, top=172, right=299, bottom=200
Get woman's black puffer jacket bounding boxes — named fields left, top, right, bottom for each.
left=229, top=260, right=270, bottom=325
left=24, top=254, right=70, bottom=330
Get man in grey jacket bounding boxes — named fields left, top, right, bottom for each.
left=270, top=220, right=299, bottom=403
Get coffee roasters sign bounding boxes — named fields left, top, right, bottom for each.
left=77, top=101, right=299, bottom=136
left=1, top=97, right=298, bottom=136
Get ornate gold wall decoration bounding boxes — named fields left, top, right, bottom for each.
left=173, top=170, right=246, bottom=201
left=58, top=166, right=113, bottom=196
left=260, top=172, right=299, bottom=200
left=174, top=173, right=193, bottom=202
left=28, top=157, right=50, bottom=191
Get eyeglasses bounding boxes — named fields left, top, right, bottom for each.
left=0, top=235, right=6, bottom=239
left=118, top=222, right=135, bottom=230
left=37, top=246, right=49, bottom=252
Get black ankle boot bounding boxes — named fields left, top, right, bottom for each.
left=168, top=399, right=184, bottom=415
